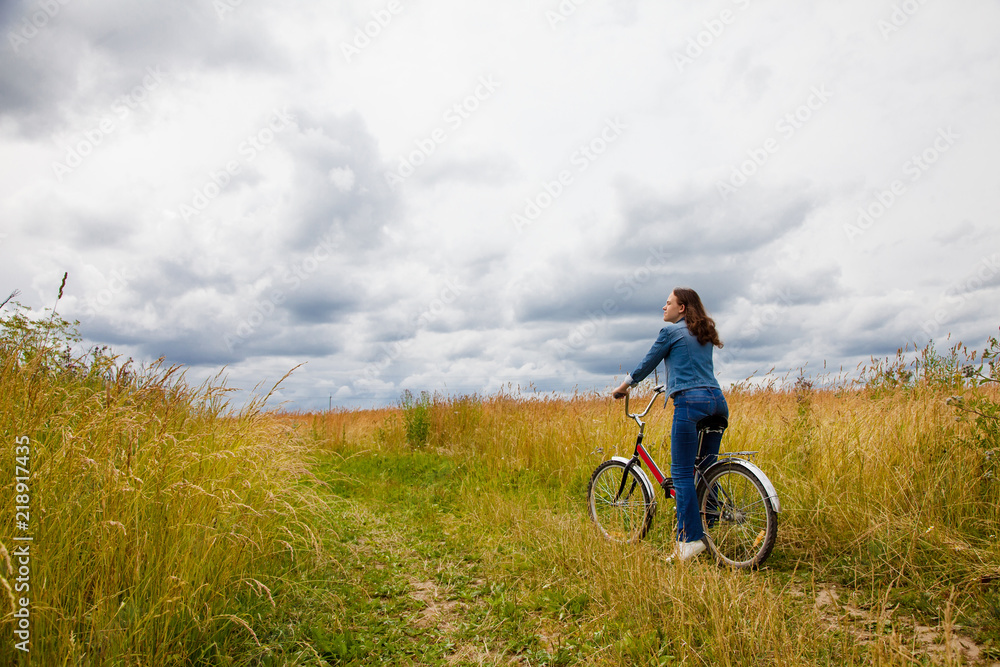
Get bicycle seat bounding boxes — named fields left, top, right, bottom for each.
left=695, top=415, right=728, bottom=433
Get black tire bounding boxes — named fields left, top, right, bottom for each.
left=587, top=460, right=655, bottom=543
left=699, top=463, right=777, bottom=569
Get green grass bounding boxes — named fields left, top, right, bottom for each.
left=297, top=435, right=1000, bottom=665
left=301, top=445, right=855, bottom=665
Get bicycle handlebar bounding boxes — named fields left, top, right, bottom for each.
left=624, top=384, right=665, bottom=425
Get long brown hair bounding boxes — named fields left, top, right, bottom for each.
left=673, top=287, right=723, bottom=348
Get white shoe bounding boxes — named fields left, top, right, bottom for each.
left=667, top=539, right=707, bottom=562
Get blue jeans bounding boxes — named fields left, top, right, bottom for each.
left=670, top=387, right=728, bottom=542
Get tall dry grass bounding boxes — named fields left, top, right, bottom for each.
left=300, top=370, right=1000, bottom=663
left=305, top=379, right=1000, bottom=559
left=0, top=322, right=327, bottom=664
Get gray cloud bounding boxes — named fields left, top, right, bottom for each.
left=283, top=288, right=359, bottom=325
left=1, top=1, right=288, bottom=135
left=615, top=181, right=820, bottom=258
left=280, top=109, right=398, bottom=253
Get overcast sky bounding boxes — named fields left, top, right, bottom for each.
left=2, top=0, right=999, bottom=411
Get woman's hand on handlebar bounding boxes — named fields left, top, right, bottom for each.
left=612, top=381, right=630, bottom=400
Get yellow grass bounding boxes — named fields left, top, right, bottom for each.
left=0, top=347, right=327, bottom=664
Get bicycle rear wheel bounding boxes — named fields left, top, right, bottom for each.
left=587, top=460, right=655, bottom=543
left=699, top=463, right=777, bottom=569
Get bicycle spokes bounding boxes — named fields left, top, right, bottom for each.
left=699, top=464, right=777, bottom=569
left=588, top=459, right=655, bottom=543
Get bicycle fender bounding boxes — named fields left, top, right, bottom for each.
left=610, top=456, right=657, bottom=503
left=706, top=458, right=781, bottom=513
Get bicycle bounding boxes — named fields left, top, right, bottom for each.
left=587, top=385, right=780, bottom=569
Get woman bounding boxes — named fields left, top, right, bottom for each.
left=612, top=287, right=727, bottom=562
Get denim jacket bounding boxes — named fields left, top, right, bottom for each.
left=625, top=318, right=721, bottom=399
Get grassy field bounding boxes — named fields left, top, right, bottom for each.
left=288, top=376, right=1000, bottom=666
left=2, top=306, right=999, bottom=665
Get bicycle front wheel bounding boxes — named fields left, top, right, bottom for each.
left=699, top=463, right=777, bottom=569
left=587, top=460, right=655, bottom=543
